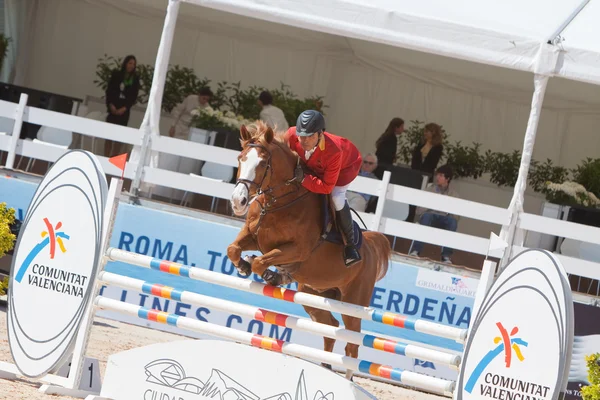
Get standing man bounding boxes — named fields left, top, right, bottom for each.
left=258, top=91, right=289, bottom=131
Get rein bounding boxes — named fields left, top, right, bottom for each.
left=235, top=142, right=307, bottom=235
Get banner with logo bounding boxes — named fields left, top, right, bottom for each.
left=5, top=152, right=108, bottom=378
left=455, top=250, right=574, bottom=400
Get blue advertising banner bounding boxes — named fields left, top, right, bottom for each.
left=0, top=175, right=37, bottom=221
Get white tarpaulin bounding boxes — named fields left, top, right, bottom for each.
left=184, top=0, right=596, bottom=84
left=134, top=0, right=593, bottom=264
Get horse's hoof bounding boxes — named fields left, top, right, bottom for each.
left=236, top=258, right=252, bottom=277
left=321, top=363, right=332, bottom=370
left=262, top=270, right=282, bottom=286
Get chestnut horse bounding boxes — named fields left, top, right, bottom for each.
left=227, top=121, right=392, bottom=379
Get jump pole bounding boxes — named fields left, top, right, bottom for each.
left=106, top=248, right=468, bottom=343
left=98, top=271, right=462, bottom=368
left=95, top=296, right=456, bottom=397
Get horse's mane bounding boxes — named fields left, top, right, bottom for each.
left=241, top=120, right=298, bottom=160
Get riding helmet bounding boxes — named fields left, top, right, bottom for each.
left=296, top=110, right=325, bottom=136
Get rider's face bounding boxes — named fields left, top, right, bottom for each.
left=298, top=132, right=320, bottom=151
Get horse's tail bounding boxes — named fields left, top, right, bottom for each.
left=364, top=231, right=392, bottom=282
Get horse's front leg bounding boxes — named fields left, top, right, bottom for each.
left=227, top=225, right=258, bottom=277
left=251, top=243, right=305, bottom=286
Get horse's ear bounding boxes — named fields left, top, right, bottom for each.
left=240, top=125, right=251, bottom=141
left=264, top=126, right=274, bottom=144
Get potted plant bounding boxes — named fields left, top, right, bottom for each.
left=527, top=159, right=569, bottom=192
left=190, top=106, right=252, bottom=133
left=0, top=202, right=16, bottom=258
left=444, top=141, right=487, bottom=180
left=582, top=353, right=600, bottom=400
left=0, top=34, right=11, bottom=75
left=0, top=202, right=17, bottom=296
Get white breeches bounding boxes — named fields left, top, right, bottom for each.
left=332, top=184, right=351, bottom=211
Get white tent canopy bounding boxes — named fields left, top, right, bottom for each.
left=184, top=0, right=599, bottom=83
left=128, top=0, right=599, bottom=266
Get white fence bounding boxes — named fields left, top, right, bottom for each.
left=2, top=94, right=600, bottom=289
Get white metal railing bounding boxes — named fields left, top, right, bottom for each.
left=2, top=94, right=600, bottom=284
left=387, top=184, right=509, bottom=225
left=519, top=213, right=600, bottom=247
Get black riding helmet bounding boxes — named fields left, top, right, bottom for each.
left=296, top=110, right=325, bottom=137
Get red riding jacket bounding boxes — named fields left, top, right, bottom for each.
left=287, top=127, right=362, bottom=194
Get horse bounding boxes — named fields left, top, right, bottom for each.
left=226, top=121, right=392, bottom=379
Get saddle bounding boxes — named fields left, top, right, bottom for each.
left=320, top=194, right=364, bottom=249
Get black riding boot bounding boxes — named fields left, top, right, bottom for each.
left=336, top=202, right=362, bottom=267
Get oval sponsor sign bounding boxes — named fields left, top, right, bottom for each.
left=7, top=150, right=107, bottom=378
left=456, top=249, right=574, bottom=400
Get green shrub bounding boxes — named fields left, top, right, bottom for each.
left=582, top=353, right=600, bottom=400
left=0, top=202, right=16, bottom=258
left=572, top=158, right=600, bottom=199
left=445, top=141, right=487, bottom=179
left=528, top=159, right=569, bottom=192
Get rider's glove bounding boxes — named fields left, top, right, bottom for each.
left=294, top=164, right=305, bottom=183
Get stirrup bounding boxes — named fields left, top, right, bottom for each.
left=343, top=245, right=361, bottom=267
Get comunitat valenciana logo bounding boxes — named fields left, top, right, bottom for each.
left=464, top=322, right=552, bottom=399
left=14, top=217, right=88, bottom=298
left=452, top=277, right=468, bottom=289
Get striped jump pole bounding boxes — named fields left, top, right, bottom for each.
left=95, top=296, right=456, bottom=397
left=106, top=248, right=468, bottom=343
left=98, top=271, right=462, bottom=368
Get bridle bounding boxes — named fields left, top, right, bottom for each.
left=234, top=142, right=310, bottom=232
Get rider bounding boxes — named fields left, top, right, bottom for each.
left=287, top=110, right=363, bottom=267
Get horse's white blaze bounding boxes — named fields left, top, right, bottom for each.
left=231, top=147, right=262, bottom=215
left=239, top=147, right=261, bottom=182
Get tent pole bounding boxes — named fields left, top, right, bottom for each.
left=499, top=43, right=561, bottom=271
left=131, top=0, right=182, bottom=199
left=547, top=0, right=591, bottom=44
left=498, top=73, right=549, bottom=270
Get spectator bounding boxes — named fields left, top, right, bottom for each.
left=411, top=122, right=444, bottom=175
left=409, top=164, right=460, bottom=263
left=169, top=87, right=213, bottom=140
left=104, top=55, right=140, bottom=157
left=347, top=153, right=379, bottom=212
left=374, top=117, right=405, bottom=177
left=258, top=90, right=289, bottom=131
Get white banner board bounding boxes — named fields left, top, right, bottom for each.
left=99, top=339, right=377, bottom=400
left=7, top=150, right=108, bottom=378
left=455, top=249, right=574, bottom=400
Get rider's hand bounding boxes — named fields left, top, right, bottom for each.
left=294, top=164, right=305, bottom=183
